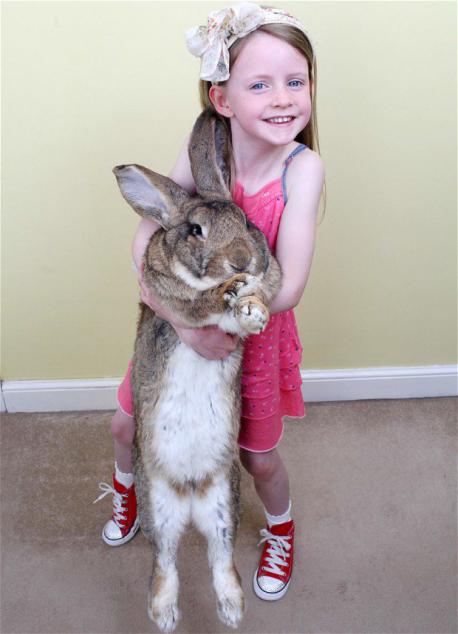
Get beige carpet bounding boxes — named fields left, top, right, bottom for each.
left=1, top=398, right=457, bottom=634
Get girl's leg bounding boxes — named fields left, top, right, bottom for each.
left=111, top=407, right=136, bottom=474
left=94, top=408, right=139, bottom=546
left=239, top=447, right=290, bottom=516
left=239, top=446, right=295, bottom=601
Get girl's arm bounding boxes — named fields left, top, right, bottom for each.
left=269, top=150, right=325, bottom=315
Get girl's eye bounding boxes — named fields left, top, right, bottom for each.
left=250, top=80, right=305, bottom=90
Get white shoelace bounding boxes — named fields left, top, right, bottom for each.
left=93, top=482, right=128, bottom=526
left=257, top=528, right=292, bottom=576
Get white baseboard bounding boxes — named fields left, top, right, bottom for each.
left=1, top=378, right=120, bottom=413
left=300, top=365, right=457, bottom=402
left=1, top=365, right=456, bottom=413
left=0, top=385, right=7, bottom=413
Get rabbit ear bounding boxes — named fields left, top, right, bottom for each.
left=188, top=108, right=231, bottom=199
left=113, top=164, right=189, bottom=228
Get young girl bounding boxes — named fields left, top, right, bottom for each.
left=96, top=2, right=324, bottom=601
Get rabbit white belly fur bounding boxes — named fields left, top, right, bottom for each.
left=147, top=342, right=243, bottom=483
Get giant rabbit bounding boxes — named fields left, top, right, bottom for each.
left=113, top=108, right=281, bottom=632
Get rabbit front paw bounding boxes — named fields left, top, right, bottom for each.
left=235, top=297, right=269, bottom=334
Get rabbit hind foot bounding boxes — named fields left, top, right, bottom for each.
left=214, top=564, right=245, bottom=629
left=148, top=570, right=181, bottom=633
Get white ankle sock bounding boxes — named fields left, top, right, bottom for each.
left=264, top=500, right=292, bottom=527
left=115, top=462, right=134, bottom=489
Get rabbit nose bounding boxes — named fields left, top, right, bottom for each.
left=231, top=264, right=247, bottom=273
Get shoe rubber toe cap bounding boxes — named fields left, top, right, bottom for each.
left=257, top=574, right=284, bottom=593
left=103, top=519, right=123, bottom=541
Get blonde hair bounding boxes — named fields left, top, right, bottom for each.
left=197, top=20, right=325, bottom=217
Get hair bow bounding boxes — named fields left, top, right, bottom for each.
left=185, top=3, right=312, bottom=83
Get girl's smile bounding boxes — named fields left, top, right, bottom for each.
left=264, top=116, right=296, bottom=126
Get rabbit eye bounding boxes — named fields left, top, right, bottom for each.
left=189, top=223, right=203, bottom=238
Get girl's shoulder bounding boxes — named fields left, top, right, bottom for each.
left=282, top=144, right=325, bottom=206
left=284, top=144, right=324, bottom=179
left=283, top=145, right=325, bottom=198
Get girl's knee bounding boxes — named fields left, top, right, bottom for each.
left=110, top=408, right=135, bottom=445
left=239, top=447, right=278, bottom=481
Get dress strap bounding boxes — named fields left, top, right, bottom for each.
left=281, top=143, right=308, bottom=204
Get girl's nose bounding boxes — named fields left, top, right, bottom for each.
left=272, top=88, right=293, bottom=107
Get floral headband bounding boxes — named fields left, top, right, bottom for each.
left=185, top=2, right=314, bottom=83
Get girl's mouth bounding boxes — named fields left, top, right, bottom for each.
left=264, top=116, right=295, bottom=126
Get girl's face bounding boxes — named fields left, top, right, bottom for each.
left=212, top=32, right=312, bottom=147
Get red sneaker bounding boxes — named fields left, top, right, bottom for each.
left=253, top=519, right=295, bottom=601
left=94, top=475, right=140, bottom=547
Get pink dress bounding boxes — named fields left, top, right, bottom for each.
left=234, top=145, right=307, bottom=453
left=117, top=144, right=308, bottom=453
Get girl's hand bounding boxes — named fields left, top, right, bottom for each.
left=139, top=275, right=164, bottom=314
left=173, top=325, right=239, bottom=361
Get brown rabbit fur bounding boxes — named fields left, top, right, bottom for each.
left=113, top=108, right=281, bottom=632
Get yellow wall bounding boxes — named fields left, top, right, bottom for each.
left=2, top=1, right=456, bottom=380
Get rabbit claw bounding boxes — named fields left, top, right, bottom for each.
left=222, top=274, right=262, bottom=308
left=221, top=274, right=249, bottom=307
